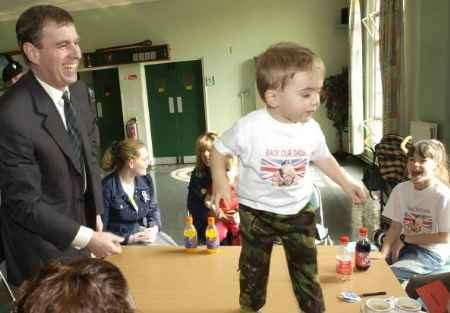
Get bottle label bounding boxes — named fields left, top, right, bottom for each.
left=205, top=229, right=219, bottom=249
left=355, top=252, right=370, bottom=267
left=336, top=258, right=353, bottom=275
left=184, top=229, right=196, bottom=238
left=184, top=236, right=198, bottom=249
left=184, top=228, right=198, bottom=249
left=206, top=237, right=219, bottom=249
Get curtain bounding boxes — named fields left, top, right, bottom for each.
left=379, top=0, right=404, bottom=134
left=348, top=0, right=365, bottom=155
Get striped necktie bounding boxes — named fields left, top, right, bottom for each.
left=62, top=91, right=85, bottom=175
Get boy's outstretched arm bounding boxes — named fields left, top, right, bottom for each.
left=314, top=156, right=367, bottom=204
left=210, top=147, right=232, bottom=215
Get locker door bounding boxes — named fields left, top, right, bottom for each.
left=145, top=63, right=180, bottom=157
left=145, top=60, right=206, bottom=162
left=174, top=60, right=206, bottom=156
left=92, top=68, right=125, bottom=155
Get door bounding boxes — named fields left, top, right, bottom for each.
left=145, top=60, right=206, bottom=162
left=175, top=61, right=206, bottom=156
left=92, top=68, right=125, bottom=155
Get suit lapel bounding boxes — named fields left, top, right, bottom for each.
left=27, top=73, right=82, bottom=174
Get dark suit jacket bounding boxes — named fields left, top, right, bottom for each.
left=0, top=72, right=103, bottom=285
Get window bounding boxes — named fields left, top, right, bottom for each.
left=362, top=0, right=383, bottom=148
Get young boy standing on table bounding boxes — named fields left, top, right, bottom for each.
left=210, top=42, right=367, bottom=313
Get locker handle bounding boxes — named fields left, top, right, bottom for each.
left=177, top=97, right=183, bottom=113
left=168, top=97, right=175, bottom=114
left=96, top=102, right=103, bottom=118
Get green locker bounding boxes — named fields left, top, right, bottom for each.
left=92, top=68, right=125, bottom=155
left=145, top=60, right=206, bottom=160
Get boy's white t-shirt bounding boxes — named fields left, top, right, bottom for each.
left=383, top=180, right=450, bottom=260
left=214, top=108, right=331, bottom=215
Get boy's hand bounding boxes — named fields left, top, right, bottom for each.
left=211, top=178, right=231, bottom=219
left=342, top=181, right=368, bottom=204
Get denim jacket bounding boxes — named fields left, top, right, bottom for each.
left=102, top=172, right=161, bottom=244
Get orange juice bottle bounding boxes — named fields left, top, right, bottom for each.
left=205, top=217, right=219, bottom=254
left=183, top=215, right=198, bottom=252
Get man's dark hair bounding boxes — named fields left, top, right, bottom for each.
left=16, top=5, right=74, bottom=61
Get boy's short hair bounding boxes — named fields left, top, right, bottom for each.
left=256, top=42, right=325, bottom=102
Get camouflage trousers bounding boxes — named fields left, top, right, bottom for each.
left=238, top=203, right=325, bottom=313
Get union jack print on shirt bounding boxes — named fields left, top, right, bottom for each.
left=403, top=211, right=433, bottom=234
left=259, top=157, right=307, bottom=186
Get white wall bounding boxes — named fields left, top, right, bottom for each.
left=0, top=0, right=349, bottom=152
left=117, top=64, right=155, bottom=163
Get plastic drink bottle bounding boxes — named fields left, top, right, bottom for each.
left=336, top=235, right=353, bottom=280
left=205, top=216, right=220, bottom=254
left=355, top=227, right=371, bottom=271
left=183, top=215, right=198, bottom=252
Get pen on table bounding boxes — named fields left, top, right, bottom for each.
left=360, top=291, right=387, bottom=297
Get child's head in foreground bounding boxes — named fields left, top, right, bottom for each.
left=256, top=42, right=325, bottom=123
left=14, top=258, right=135, bottom=313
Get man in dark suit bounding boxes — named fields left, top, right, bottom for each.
left=0, top=5, right=123, bottom=286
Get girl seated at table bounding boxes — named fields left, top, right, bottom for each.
left=101, top=139, right=175, bottom=245
left=381, top=139, right=450, bottom=283
left=187, top=132, right=218, bottom=244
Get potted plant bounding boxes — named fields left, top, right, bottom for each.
left=321, top=67, right=349, bottom=158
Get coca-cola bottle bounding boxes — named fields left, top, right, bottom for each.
left=355, top=227, right=371, bottom=271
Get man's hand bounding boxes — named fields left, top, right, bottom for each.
left=96, top=214, right=103, bottom=232
left=87, top=231, right=123, bottom=258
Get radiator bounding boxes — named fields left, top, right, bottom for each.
left=409, top=120, right=438, bottom=140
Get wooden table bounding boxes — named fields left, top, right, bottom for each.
left=108, top=246, right=405, bottom=313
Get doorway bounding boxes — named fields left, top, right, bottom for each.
left=79, top=68, right=125, bottom=157
left=145, top=60, right=206, bottom=164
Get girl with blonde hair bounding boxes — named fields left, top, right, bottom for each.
left=187, top=132, right=218, bottom=243
left=101, top=139, right=174, bottom=245
left=381, top=139, right=450, bottom=282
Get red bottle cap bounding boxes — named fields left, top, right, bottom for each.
left=359, top=227, right=368, bottom=236
left=207, top=216, right=215, bottom=225
left=339, top=235, right=349, bottom=244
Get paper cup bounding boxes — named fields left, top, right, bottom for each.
left=395, top=297, right=421, bottom=312
left=365, top=298, right=394, bottom=313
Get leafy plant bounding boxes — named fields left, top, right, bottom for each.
left=321, top=67, right=349, bottom=154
